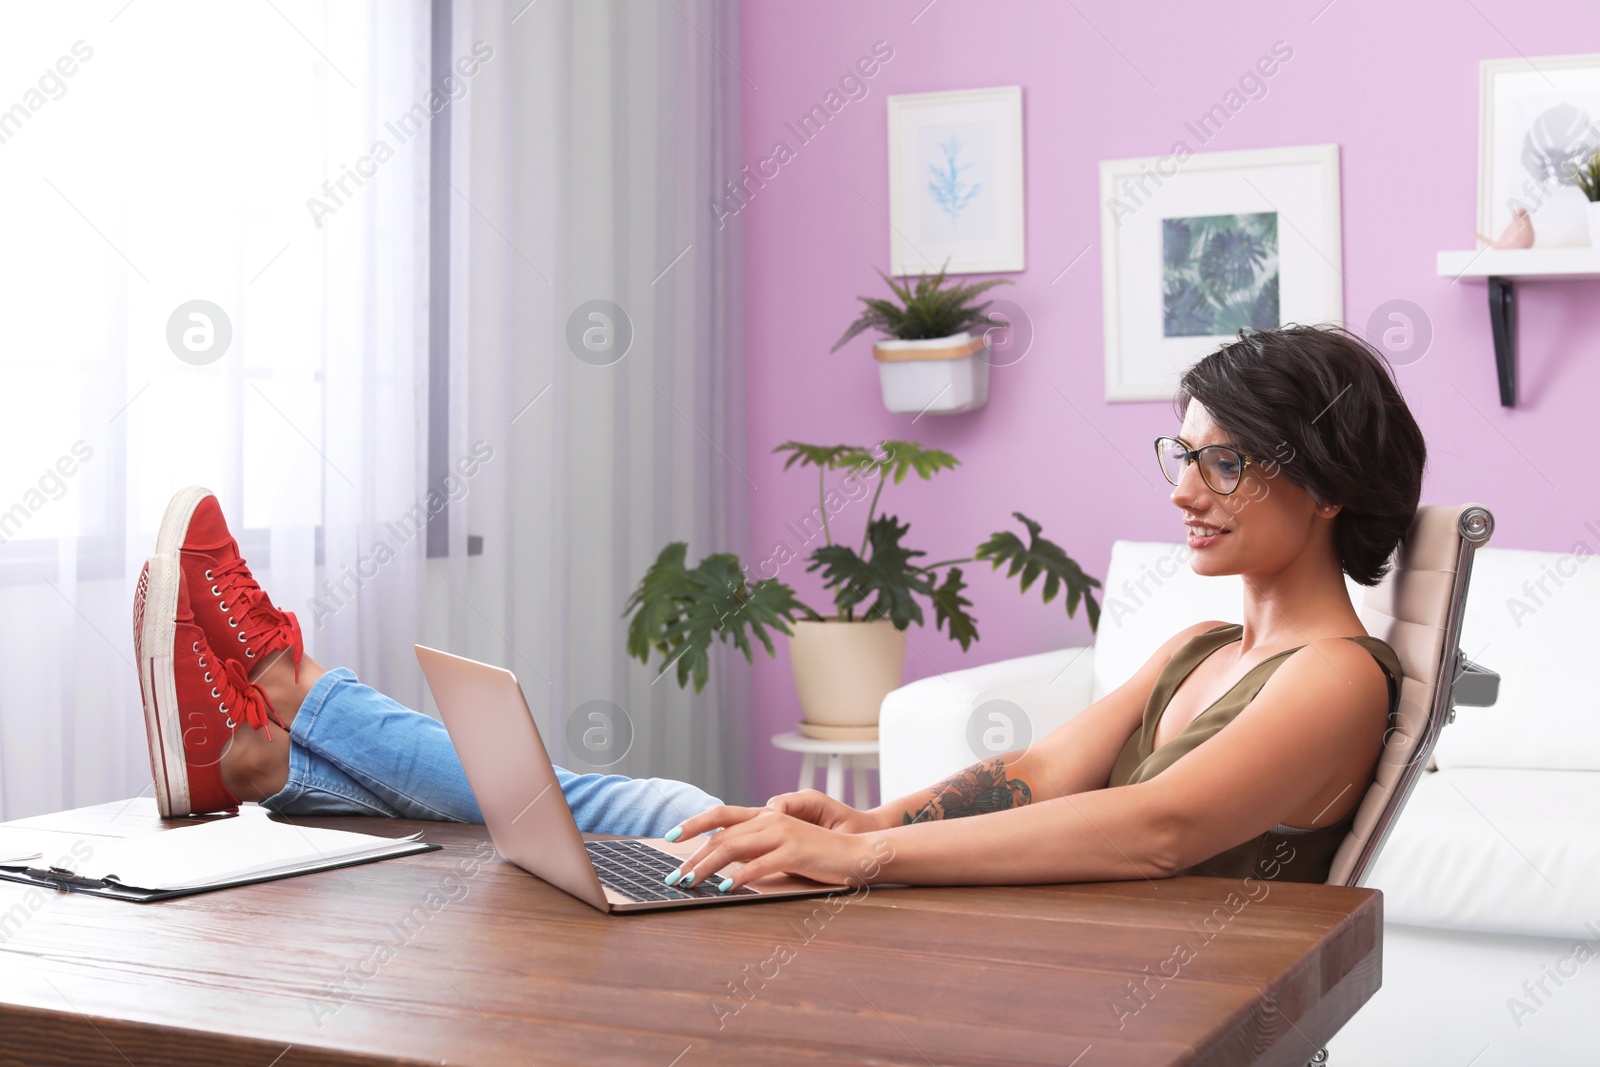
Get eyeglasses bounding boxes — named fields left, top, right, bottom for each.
left=1154, top=436, right=1254, bottom=496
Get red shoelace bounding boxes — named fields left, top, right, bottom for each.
left=221, top=659, right=281, bottom=736
left=192, top=640, right=285, bottom=738
left=206, top=555, right=305, bottom=682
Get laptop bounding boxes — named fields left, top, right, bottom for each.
left=415, top=645, right=851, bottom=913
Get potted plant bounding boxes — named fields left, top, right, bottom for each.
left=623, top=440, right=1100, bottom=738
left=1575, top=149, right=1600, bottom=249
left=832, top=263, right=1012, bottom=415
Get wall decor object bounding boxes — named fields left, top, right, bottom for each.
left=886, top=86, right=1025, bottom=275
left=831, top=265, right=1011, bottom=415
left=1098, top=144, right=1343, bottom=402
left=1478, top=54, right=1600, bottom=249
left=1476, top=205, right=1536, bottom=249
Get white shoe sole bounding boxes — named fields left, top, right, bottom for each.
left=154, top=485, right=214, bottom=560
left=136, top=553, right=190, bottom=817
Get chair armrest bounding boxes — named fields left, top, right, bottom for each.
left=878, top=646, right=1096, bottom=802
left=1451, top=654, right=1499, bottom=709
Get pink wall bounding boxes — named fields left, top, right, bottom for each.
left=737, top=0, right=1600, bottom=802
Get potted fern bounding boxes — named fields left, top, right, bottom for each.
left=832, top=263, right=1012, bottom=415
left=1576, top=149, right=1600, bottom=249
left=623, top=440, right=1100, bottom=738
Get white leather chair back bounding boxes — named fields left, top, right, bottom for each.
left=1329, top=504, right=1495, bottom=886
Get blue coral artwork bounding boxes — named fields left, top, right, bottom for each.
left=917, top=121, right=998, bottom=243
left=1161, top=212, right=1280, bottom=337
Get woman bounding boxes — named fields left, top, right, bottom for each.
left=666, top=324, right=1422, bottom=892
left=134, top=492, right=717, bottom=838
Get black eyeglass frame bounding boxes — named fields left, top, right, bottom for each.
left=1153, top=435, right=1256, bottom=496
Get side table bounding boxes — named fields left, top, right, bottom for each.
left=769, top=732, right=879, bottom=808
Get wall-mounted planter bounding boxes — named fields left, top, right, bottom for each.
left=873, top=331, right=990, bottom=415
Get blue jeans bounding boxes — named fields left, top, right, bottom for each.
left=260, top=668, right=721, bottom=838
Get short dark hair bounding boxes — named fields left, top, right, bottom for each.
left=1175, top=324, right=1426, bottom=586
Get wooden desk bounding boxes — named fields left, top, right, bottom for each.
left=0, top=800, right=1380, bottom=1067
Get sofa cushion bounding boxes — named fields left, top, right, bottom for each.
left=878, top=647, right=1097, bottom=802
left=1091, top=542, right=1240, bottom=701
left=1433, top=545, right=1600, bottom=771
left=1364, top=767, right=1600, bottom=939
left=1090, top=541, right=1365, bottom=701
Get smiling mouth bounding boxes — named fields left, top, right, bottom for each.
left=1185, top=521, right=1230, bottom=536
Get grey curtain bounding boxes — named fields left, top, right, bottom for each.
left=440, top=0, right=752, bottom=804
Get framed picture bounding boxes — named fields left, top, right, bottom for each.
left=1098, top=143, right=1343, bottom=403
left=1478, top=54, right=1600, bottom=247
left=886, top=86, right=1025, bottom=276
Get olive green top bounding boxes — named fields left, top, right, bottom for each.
left=1107, top=623, right=1402, bottom=885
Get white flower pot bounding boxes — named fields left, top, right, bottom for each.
left=1588, top=200, right=1600, bottom=249
left=873, top=332, right=990, bottom=415
left=1536, top=185, right=1593, bottom=246
left=787, top=619, right=907, bottom=739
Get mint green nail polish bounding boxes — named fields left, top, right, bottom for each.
left=680, top=871, right=696, bottom=887
left=716, top=876, right=733, bottom=894
left=664, top=869, right=682, bottom=887
left=664, top=825, right=683, bottom=843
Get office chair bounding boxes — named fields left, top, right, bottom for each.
left=1326, top=503, right=1500, bottom=888
left=1295, top=506, right=1499, bottom=1067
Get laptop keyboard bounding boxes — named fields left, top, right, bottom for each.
left=585, top=840, right=759, bottom=903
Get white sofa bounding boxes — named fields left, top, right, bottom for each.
left=880, top=539, right=1600, bottom=1066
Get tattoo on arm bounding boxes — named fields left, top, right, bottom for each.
left=902, top=758, right=1033, bottom=824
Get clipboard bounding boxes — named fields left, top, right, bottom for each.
left=0, top=811, right=441, bottom=903
left=0, top=841, right=440, bottom=903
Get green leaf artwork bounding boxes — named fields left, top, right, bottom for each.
left=1161, top=212, right=1280, bottom=338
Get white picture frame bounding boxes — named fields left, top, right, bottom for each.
left=886, top=86, right=1025, bottom=276
left=1098, top=143, right=1343, bottom=403
left=1477, top=54, right=1600, bottom=248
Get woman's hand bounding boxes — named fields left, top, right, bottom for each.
left=761, top=788, right=889, bottom=834
left=662, top=806, right=892, bottom=892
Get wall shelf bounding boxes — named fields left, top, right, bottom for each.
left=1436, top=247, right=1600, bottom=407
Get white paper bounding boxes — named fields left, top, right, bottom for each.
left=0, top=830, right=71, bottom=866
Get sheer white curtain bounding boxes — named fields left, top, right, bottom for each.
left=428, top=0, right=752, bottom=803
left=0, top=1, right=433, bottom=820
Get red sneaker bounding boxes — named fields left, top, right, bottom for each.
left=154, top=487, right=303, bottom=686
left=134, top=553, right=277, bottom=817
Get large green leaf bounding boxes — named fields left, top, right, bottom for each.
left=930, top=566, right=979, bottom=651
left=974, top=512, right=1102, bottom=631
left=773, top=441, right=855, bottom=472
left=623, top=542, right=692, bottom=663
left=623, top=543, right=812, bottom=692
left=807, top=514, right=931, bottom=628
left=875, top=440, right=960, bottom=484
left=772, top=441, right=884, bottom=473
